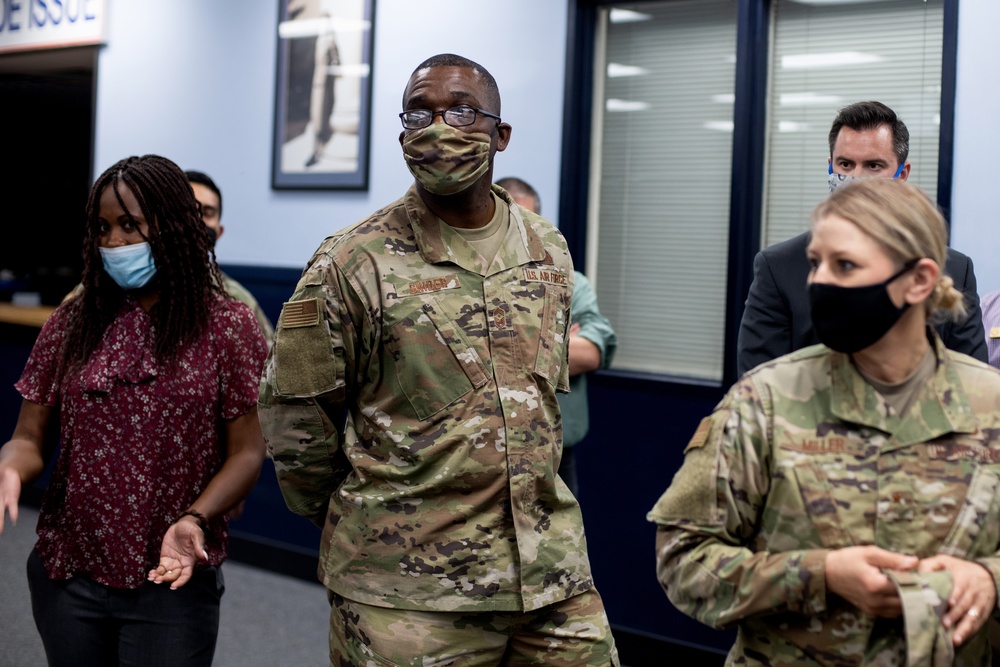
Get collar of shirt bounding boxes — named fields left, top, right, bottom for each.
left=828, top=333, right=977, bottom=445
left=403, top=184, right=550, bottom=274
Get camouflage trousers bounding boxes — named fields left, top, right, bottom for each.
left=327, top=589, right=620, bottom=666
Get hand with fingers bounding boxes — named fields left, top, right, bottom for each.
left=825, top=545, right=919, bottom=617
left=147, top=514, right=209, bottom=590
left=918, top=555, right=997, bottom=646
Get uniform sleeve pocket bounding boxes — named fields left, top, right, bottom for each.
left=273, top=297, right=346, bottom=399
left=649, top=417, right=723, bottom=526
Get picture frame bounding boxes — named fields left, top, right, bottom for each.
left=271, top=0, right=375, bottom=190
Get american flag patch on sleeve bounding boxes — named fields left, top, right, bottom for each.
left=280, top=298, right=320, bottom=328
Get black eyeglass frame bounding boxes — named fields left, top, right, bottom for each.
left=399, top=106, right=502, bottom=130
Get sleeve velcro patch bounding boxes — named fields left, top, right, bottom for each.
left=274, top=296, right=344, bottom=398
left=649, top=415, right=722, bottom=525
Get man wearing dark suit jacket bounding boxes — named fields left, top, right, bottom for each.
left=737, top=101, right=987, bottom=376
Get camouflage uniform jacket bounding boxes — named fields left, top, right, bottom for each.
left=259, top=185, right=595, bottom=613
left=648, top=336, right=1000, bottom=666
left=221, top=272, right=274, bottom=348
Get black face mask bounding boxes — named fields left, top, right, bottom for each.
left=808, top=259, right=919, bottom=353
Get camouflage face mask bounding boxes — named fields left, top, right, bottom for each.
left=402, top=124, right=491, bottom=196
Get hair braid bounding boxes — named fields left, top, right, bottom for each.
left=62, top=155, right=225, bottom=372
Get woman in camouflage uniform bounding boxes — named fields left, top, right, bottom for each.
left=650, top=179, right=1000, bottom=666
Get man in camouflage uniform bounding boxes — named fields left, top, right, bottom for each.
left=259, top=53, right=619, bottom=666
left=648, top=334, right=1000, bottom=665
left=186, top=170, right=274, bottom=347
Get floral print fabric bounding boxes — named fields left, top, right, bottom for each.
left=16, top=296, right=267, bottom=588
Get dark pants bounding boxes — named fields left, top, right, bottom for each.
left=27, top=548, right=224, bottom=667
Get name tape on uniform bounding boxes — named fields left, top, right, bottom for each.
left=523, top=267, right=568, bottom=286
left=408, top=274, right=461, bottom=295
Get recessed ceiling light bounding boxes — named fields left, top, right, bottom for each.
left=278, top=17, right=371, bottom=39
left=787, top=0, right=891, bottom=5
left=704, top=121, right=734, bottom=132
left=782, top=51, right=883, bottom=69
left=779, top=92, right=843, bottom=106
left=606, top=99, right=651, bottom=112
left=607, top=63, right=650, bottom=78
left=609, top=8, right=653, bottom=23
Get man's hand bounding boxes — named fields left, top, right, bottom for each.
left=568, top=323, right=601, bottom=376
left=826, top=546, right=918, bottom=617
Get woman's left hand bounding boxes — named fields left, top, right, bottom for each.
left=148, top=517, right=209, bottom=590
left=918, top=555, right=996, bottom=646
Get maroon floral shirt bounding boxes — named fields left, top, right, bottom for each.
left=16, top=295, right=267, bottom=589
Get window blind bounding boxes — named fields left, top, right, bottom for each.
left=592, top=0, right=739, bottom=381
left=763, top=0, right=943, bottom=247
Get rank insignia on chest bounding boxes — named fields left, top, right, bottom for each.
left=991, top=326, right=1000, bottom=339
left=493, top=306, right=508, bottom=330
left=280, top=298, right=320, bottom=328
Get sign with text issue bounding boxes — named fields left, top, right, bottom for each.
left=0, top=0, right=107, bottom=55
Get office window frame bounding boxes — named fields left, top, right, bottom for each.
left=558, top=0, right=958, bottom=389
left=763, top=0, right=946, bottom=249
left=587, top=1, right=741, bottom=382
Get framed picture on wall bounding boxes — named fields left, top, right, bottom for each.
left=272, top=0, right=375, bottom=190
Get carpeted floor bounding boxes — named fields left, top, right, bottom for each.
left=0, top=506, right=331, bottom=666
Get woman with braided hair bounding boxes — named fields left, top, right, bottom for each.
left=0, top=154, right=268, bottom=666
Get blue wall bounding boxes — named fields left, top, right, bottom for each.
left=216, top=266, right=322, bottom=563
left=577, top=374, right=732, bottom=653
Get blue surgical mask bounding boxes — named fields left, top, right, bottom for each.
left=99, top=242, right=157, bottom=290
left=827, top=161, right=906, bottom=192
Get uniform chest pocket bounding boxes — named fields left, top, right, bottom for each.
left=530, top=284, right=570, bottom=390
left=385, top=298, right=489, bottom=420
left=875, top=443, right=1000, bottom=557
left=792, top=461, right=860, bottom=548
